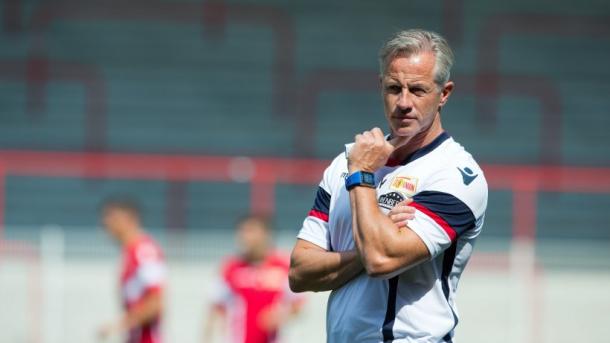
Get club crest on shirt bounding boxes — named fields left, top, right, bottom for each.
left=378, top=192, right=405, bottom=210
left=389, top=176, right=418, bottom=196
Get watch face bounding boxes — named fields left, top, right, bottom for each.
left=362, top=172, right=375, bottom=185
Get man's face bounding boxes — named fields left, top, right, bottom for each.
left=101, top=208, right=132, bottom=241
left=236, top=219, right=270, bottom=261
left=381, top=52, right=453, bottom=139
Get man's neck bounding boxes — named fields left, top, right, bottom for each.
left=120, top=227, right=143, bottom=248
left=244, top=248, right=270, bottom=264
left=391, top=116, right=443, bottom=163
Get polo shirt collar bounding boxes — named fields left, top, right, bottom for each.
left=386, top=131, right=450, bottom=167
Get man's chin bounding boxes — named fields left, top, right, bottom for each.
left=391, top=127, right=417, bottom=139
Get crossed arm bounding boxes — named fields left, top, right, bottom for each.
left=289, top=128, right=434, bottom=292
left=347, top=128, right=430, bottom=277
left=289, top=239, right=362, bottom=292
left=349, top=187, right=430, bottom=277
left=289, top=198, right=420, bottom=292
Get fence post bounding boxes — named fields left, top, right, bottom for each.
left=40, top=225, right=65, bottom=343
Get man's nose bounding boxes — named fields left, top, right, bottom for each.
left=396, top=89, right=413, bottom=111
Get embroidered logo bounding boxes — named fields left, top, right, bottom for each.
left=378, top=192, right=405, bottom=210
left=389, top=176, right=418, bottom=196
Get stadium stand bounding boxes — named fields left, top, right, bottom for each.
left=1, top=1, right=609, bottom=342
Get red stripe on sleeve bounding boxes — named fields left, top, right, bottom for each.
left=410, top=202, right=457, bottom=241
left=308, top=209, right=329, bottom=222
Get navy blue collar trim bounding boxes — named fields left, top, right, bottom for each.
left=399, top=131, right=450, bottom=165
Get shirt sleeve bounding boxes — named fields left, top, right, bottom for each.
left=407, top=191, right=477, bottom=258
left=209, top=278, right=233, bottom=307
left=135, top=243, right=166, bottom=294
left=297, top=156, right=339, bottom=250
left=297, top=186, right=331, bottom=249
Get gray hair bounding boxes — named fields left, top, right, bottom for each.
left=379, top=29, right=454, bottom=87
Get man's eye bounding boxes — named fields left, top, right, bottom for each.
left=386, top=85, right=401, bottom=93
left=410, top=88, right=426, bottom=96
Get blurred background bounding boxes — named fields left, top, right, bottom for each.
left=1, top=0, right=609, bottom=342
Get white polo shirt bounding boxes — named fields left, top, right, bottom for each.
left=297, top=132, right=488, bottom=343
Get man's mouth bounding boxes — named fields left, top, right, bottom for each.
left=393, top=116, right=416, bottom=121
left=392, top=112, right=417, bottom=120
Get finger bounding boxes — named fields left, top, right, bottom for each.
left=371, top=127, right=385, bottom=141
left=362, top=131, right=374, bottom=143
left=390, top=212, right=413, bottom=222
left=390, top=207, right=416, bottom=217
left=390, top=201, right=415, bottom=212
left=389, top=206, right=405, bottom=215
left=396, top=198, right=413, bottom=206
left=372, top=128, right=386, bottom=148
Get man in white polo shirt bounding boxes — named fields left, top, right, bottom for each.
left=289, top=29, right=488, bottom=343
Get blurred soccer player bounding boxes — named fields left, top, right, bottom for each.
left=204, top=215, right=304, bottom=343
left=98, top=197, right=166, bottom=343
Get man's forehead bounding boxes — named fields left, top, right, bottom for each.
left=383, top=52, right=435, bottom=82
left=103, top=206, right=136, bottom=218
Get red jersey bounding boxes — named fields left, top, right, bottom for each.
left=120, top=235, right=166, bottom=343
left=213, top=252, right=301, bottom=343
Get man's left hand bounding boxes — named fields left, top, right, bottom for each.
left=388, top=199, right=416, bottom=228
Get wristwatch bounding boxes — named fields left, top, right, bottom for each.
left=345, top=171, right=376, bottom=191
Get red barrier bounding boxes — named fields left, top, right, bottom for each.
left=1, top=150, right=609, bottom=240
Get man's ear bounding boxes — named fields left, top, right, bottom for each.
left=438, top=81, right=454, bottom=108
